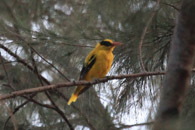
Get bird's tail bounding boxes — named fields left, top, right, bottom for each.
left=67, top=93, right=78, bottom=105
left=67, top=86, right=83, bottom=105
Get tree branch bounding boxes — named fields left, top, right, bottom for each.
left=4, top=100, right=29, bottom=129
left=0, top=52, right=12, bottom=87
left=1, top=31, right=73, bottom=129
left=1, top=101, right=18, bottom=130
left=0, top=44, right=50, bottom=85
left=2, top=2, right=73, bottom=127
left=44, top=92, right=74, bottom=130
left=138, top=0, right=160, bottom=71
left=0, top=44, right=73, bottom=130
left=30, top=51, right=73, bottom=130
left=0, top=71, right=165, bottom=100
left=56, top=91, right=97, bottom=130
left=160, top=2, right=180, bottom=11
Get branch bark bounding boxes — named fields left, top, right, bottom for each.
left=0, top=72, right=165, bottom=100
left=153, top=0, right=195, bottom=129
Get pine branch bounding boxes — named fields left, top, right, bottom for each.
left=138, top=0, right=160, bottom=71
left=4, top=100, right=29, bottom=129
left=161, top=2, right=180, bottom=11
left=0, top=71, right=165, bottom=100
left=1, top=101, right=18, bottom=130
left=30, top=51, right=74, bottom=130
left=0, top=44, right=75, bottom=130
left=44, top=92, right=74, bottom=130
left=56, top=91, right=97, bottom=130
left=1, top=0, right=70, bottom=82
left=0, top=52, right=12, bottom=87
left=0, top=3, right=73, bottom=127
left=0, top=44, right=50, bottom=84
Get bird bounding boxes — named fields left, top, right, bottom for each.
left=68, top=39, right=122, bottom=105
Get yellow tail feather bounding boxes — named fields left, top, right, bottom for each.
left=68, top=94, right=78, bottom=105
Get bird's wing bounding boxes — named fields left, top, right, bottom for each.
left=79, top=54, right=96, bottom=80
left=68, top=54, right=96, bottom=105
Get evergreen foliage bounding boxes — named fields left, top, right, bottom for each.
left=1, top=0, right=194, bottom=130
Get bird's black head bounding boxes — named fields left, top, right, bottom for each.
left=97, top=39, right=122, bottom=50
left=100, top=40, right=112, bottom=46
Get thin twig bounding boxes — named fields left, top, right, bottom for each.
left=0, top=44, right=50, bottom=84
left=0, top=52, right=13, bottom=89
left=2, top=21, right=73, bottom=130
left=30, top=50, right=44, bottom=85
left=45, top=92, right=74, bottom=130
left=2, top=0, right=19, bottom=34
left=0, top=71, right=166, bottom=100
left=23, top=96, right=55, bottom=109
left=2, top=51, right=50, bottom=129
left=138, top=0, right=160, bottom=72
left=3, top=28, right=70, bottom=81
left=2, top=0, right=70, bottom=82
left=1, top=44, right=74, bottom=129
left=4, top=94, right=37, bottom=130
left=56, top=91, right=97, bottom=130
left=0, top=52, right=18, bottom=130
left=118, top=121, right=154, bottom=129
left=160, top=2, right=180, bottom=11
left=4, top=92, right=70, bottom=129
left=0, top=101, right=18, bottom=130
left=28, top=44, right=70, bottom=81
left=30, top=51, right=74, bottom=130
left=4, top=100, right=29, bottom=129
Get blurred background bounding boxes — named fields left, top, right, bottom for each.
left=1, top=0, right=193, bottom=130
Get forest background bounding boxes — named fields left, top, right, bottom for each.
left=0, top=0, right=194, bottom=130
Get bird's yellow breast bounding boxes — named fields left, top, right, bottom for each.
left=85, top=50, right=113, bottom=81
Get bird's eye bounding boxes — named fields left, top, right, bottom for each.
left=100, top=41, right=112, bottom=46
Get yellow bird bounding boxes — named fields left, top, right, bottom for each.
left=68, top=39, right=122, bottom=105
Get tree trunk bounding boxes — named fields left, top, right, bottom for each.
left=153, top=0, right=195, bottom=129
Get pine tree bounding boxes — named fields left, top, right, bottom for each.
left=0, top=0, right=194, bottom=130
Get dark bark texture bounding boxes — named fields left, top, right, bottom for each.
left=153, top=0, right=195, bottom=130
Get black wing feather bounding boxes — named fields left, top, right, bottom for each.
left=79, top=55, right=96, bottom=80
left=78, top=55, right=96, bottom=95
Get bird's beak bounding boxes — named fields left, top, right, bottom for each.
left=112, top=42, right=123, bottom=46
